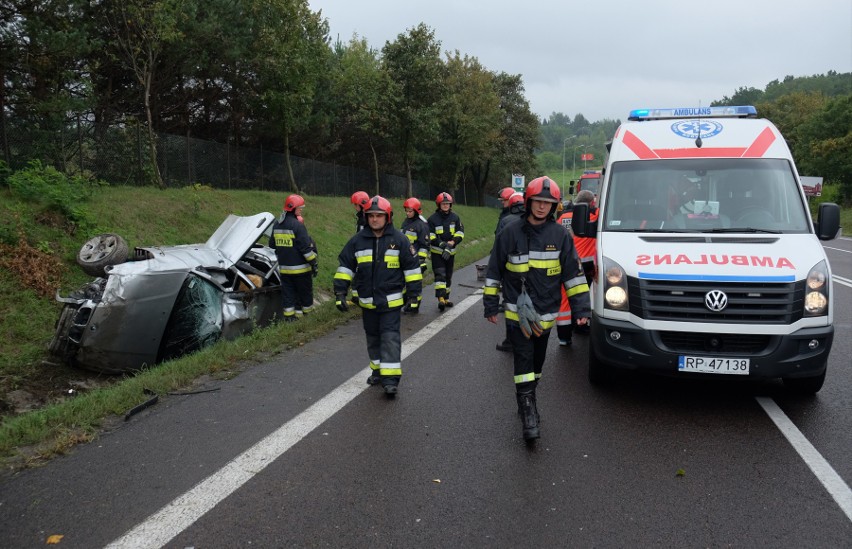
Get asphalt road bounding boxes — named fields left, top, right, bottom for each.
left=1, top=239, right=851, bottom=548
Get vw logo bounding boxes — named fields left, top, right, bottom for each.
left=705, top=290, right=728, bottom=312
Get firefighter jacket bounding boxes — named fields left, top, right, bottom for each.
left=495, top=204, right=526, bottom=236
left=334, top=223, right=423, bottom=311
left=354, top=210, right=366, bottom=233
left=495, top=206, right=512, bottom=233
left=557, top=207, right=599, bottom=264
left=484, top=217, right=591, bottom=330
left=269, top=212, right=318, bottom=275
left=427, top=209, right=464, bottom=256
left=401, top=215, right=430, bottom=264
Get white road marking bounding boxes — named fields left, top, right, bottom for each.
left=106, top=293, right=483, bottom=549
left=833, top=275, right=852, bottom=289
left=757, top=397, right=852, bottom=522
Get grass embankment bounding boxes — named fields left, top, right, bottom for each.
left=0, top=186, right=499, bottom=469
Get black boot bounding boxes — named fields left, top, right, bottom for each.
left=496, top=338, right=513, bottom=352
left=367, top=371, right=381, bottom=386
left=517, top=390, right=540, bottom=441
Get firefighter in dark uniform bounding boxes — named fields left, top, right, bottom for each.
left=483, top=177, right=591, bottom=441
left=334, top=196, right=423, bottom=396
left=496, top=186, right=516, bottom=232
left=350, top=191, right=370, bottom=233
left=494, top=192, right=526, bottom=352
left=269, top=194, right=318, bottom=322
left=400, top=197, right=430, bottom=313
left=428, top=192, right=464, bottom=311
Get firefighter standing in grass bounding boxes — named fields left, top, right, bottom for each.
left=483, top=177, right=590, bottom=441
left=555, top=190, right=598, bottom=345
left=270, top=194, right=318, bottom=322
left=350, top=191, right=370, bottom=233
left=334, top=196, right=423, bottom=396
left=496, top=187, right=516, bottom=232
left=428, top=192, right=464, bottom=311
left=400, top=197, right=430, bottom=313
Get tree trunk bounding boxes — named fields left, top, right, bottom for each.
left=284, top=131, right=300, bottom=193
left=143, top=69, right=164, bottom=188
left=370, top=141, right=380, bottom=195
left=406, top=159, right=413, bottom=198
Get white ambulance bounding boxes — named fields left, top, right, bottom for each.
left=570, top=106, right=841, bottom=393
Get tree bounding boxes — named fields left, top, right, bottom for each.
left=328, top=36, right=394, bottom=193
left=795, top=94, right=852, bottom=205
left=433, top=51, right=501, bottom=204
left=103, top=0, right=188, bottom=187
left=382, top=23, right=445, bottom=197
left=248, top=0, right=329, bottom=192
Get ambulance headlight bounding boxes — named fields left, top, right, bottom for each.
left=804, top=260, right=829, bottom=316
left=602, top=256, right=629, bottom=311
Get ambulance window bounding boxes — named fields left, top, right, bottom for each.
left=604, top=159, right=810, bottom=233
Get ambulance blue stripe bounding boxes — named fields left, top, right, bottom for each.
left=638, top=272, right=796, bottom=282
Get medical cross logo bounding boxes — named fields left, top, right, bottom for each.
left=671, top=120, right=722, bottom=139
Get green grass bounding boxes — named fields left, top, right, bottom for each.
left=0, top=185, right=499, bottom=467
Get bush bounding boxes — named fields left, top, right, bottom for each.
left=6, top=160, right=105, bottom=230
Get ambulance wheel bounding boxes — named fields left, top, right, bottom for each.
left=588, top=344, right=611, bottom=385
left=782, top=368, right=826, bottom=395
left=76, top=233, right=129, bottom=277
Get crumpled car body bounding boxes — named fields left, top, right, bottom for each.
left=49, top=213, right=283, bottom=374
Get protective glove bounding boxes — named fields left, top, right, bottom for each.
left=420, top=262, right=427, bottom=274
left=438, top=241, right=448, bottom=249
left=441, top=244, right=452, bottom=261
left=335, top=293, right=348, bottom=312
left=310, top=261, right=318, bottom=278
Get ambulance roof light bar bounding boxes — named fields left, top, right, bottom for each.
left=628, top=106, right=758, bottom=121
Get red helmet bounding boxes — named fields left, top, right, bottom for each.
left=436, top=192, right=453, bottom=206
left=508, top=192, right=525, bottom=207
left=403, top=197, right=422, bottom=214
left=283, top=194, right=305, bottom=212
left=524, top=176, right=561, bottom=203
left=498, top=187, right=515, bottom=200
left=350, top=191, right=370, bottom=209
left=365, top=195, right=393, bottom=221
left=524, top=176, right=560, bottom=217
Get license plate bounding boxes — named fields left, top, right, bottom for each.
left=678, top=355, right=750, bottom=375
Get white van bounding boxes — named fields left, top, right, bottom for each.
left=570, top=106, right=841, bottom=393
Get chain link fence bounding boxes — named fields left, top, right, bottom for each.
left=2, top=118, right=465, bottom=202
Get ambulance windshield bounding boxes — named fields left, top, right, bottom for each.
left=602, top=158, right=811, bottom=233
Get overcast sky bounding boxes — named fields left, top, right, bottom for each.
left=308, top=0, right=852, bottom=123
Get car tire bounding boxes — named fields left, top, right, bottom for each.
left=782, top=368, right=826, bottom=395
left=588, top=343, right=611, bottom=385
left=76, top=233, right=129, bottom=277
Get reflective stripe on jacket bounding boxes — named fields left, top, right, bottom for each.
left=483, top=217, right=590, bottom=325
left=334, top=224, right=422, bottom=310
left=427, top=210, right=465, bottom=254
left=269, top=213, right=317, bottom=275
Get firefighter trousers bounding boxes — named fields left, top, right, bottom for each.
left=507, top=324, right=551, bottom=392
left=361, top=308, right=402, bottom=383
left=281, top=273, right=313, bottom=318
left=431, top=253, right=455, bottom=299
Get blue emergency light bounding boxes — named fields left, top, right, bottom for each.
left=628, top=105, right=757, bottom=121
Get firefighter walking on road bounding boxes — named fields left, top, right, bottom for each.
left=483, top=177, right=591, bottom=441
left=428, top=192, right=464, bottom=311
left=270, top=194, right=318, bottom=322
left=334, top=196, right=423, bottom=396
left=401, top=197, right=430, bottom=313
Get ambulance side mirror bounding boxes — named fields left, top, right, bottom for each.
left=571, top=203, right=590, bottom=237
left=815, top=202, right=841, bottom=241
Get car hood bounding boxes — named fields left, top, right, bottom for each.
left=205, top=212, right=276, bottom=265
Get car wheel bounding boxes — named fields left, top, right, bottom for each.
left=782, top=368, right=826, bottom=395
left=588, top=343, right=611, bottom=385
left=76, top=233, right=129, bottom=277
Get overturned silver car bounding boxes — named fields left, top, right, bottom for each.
left=49, top=213, right=283, bottom=374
